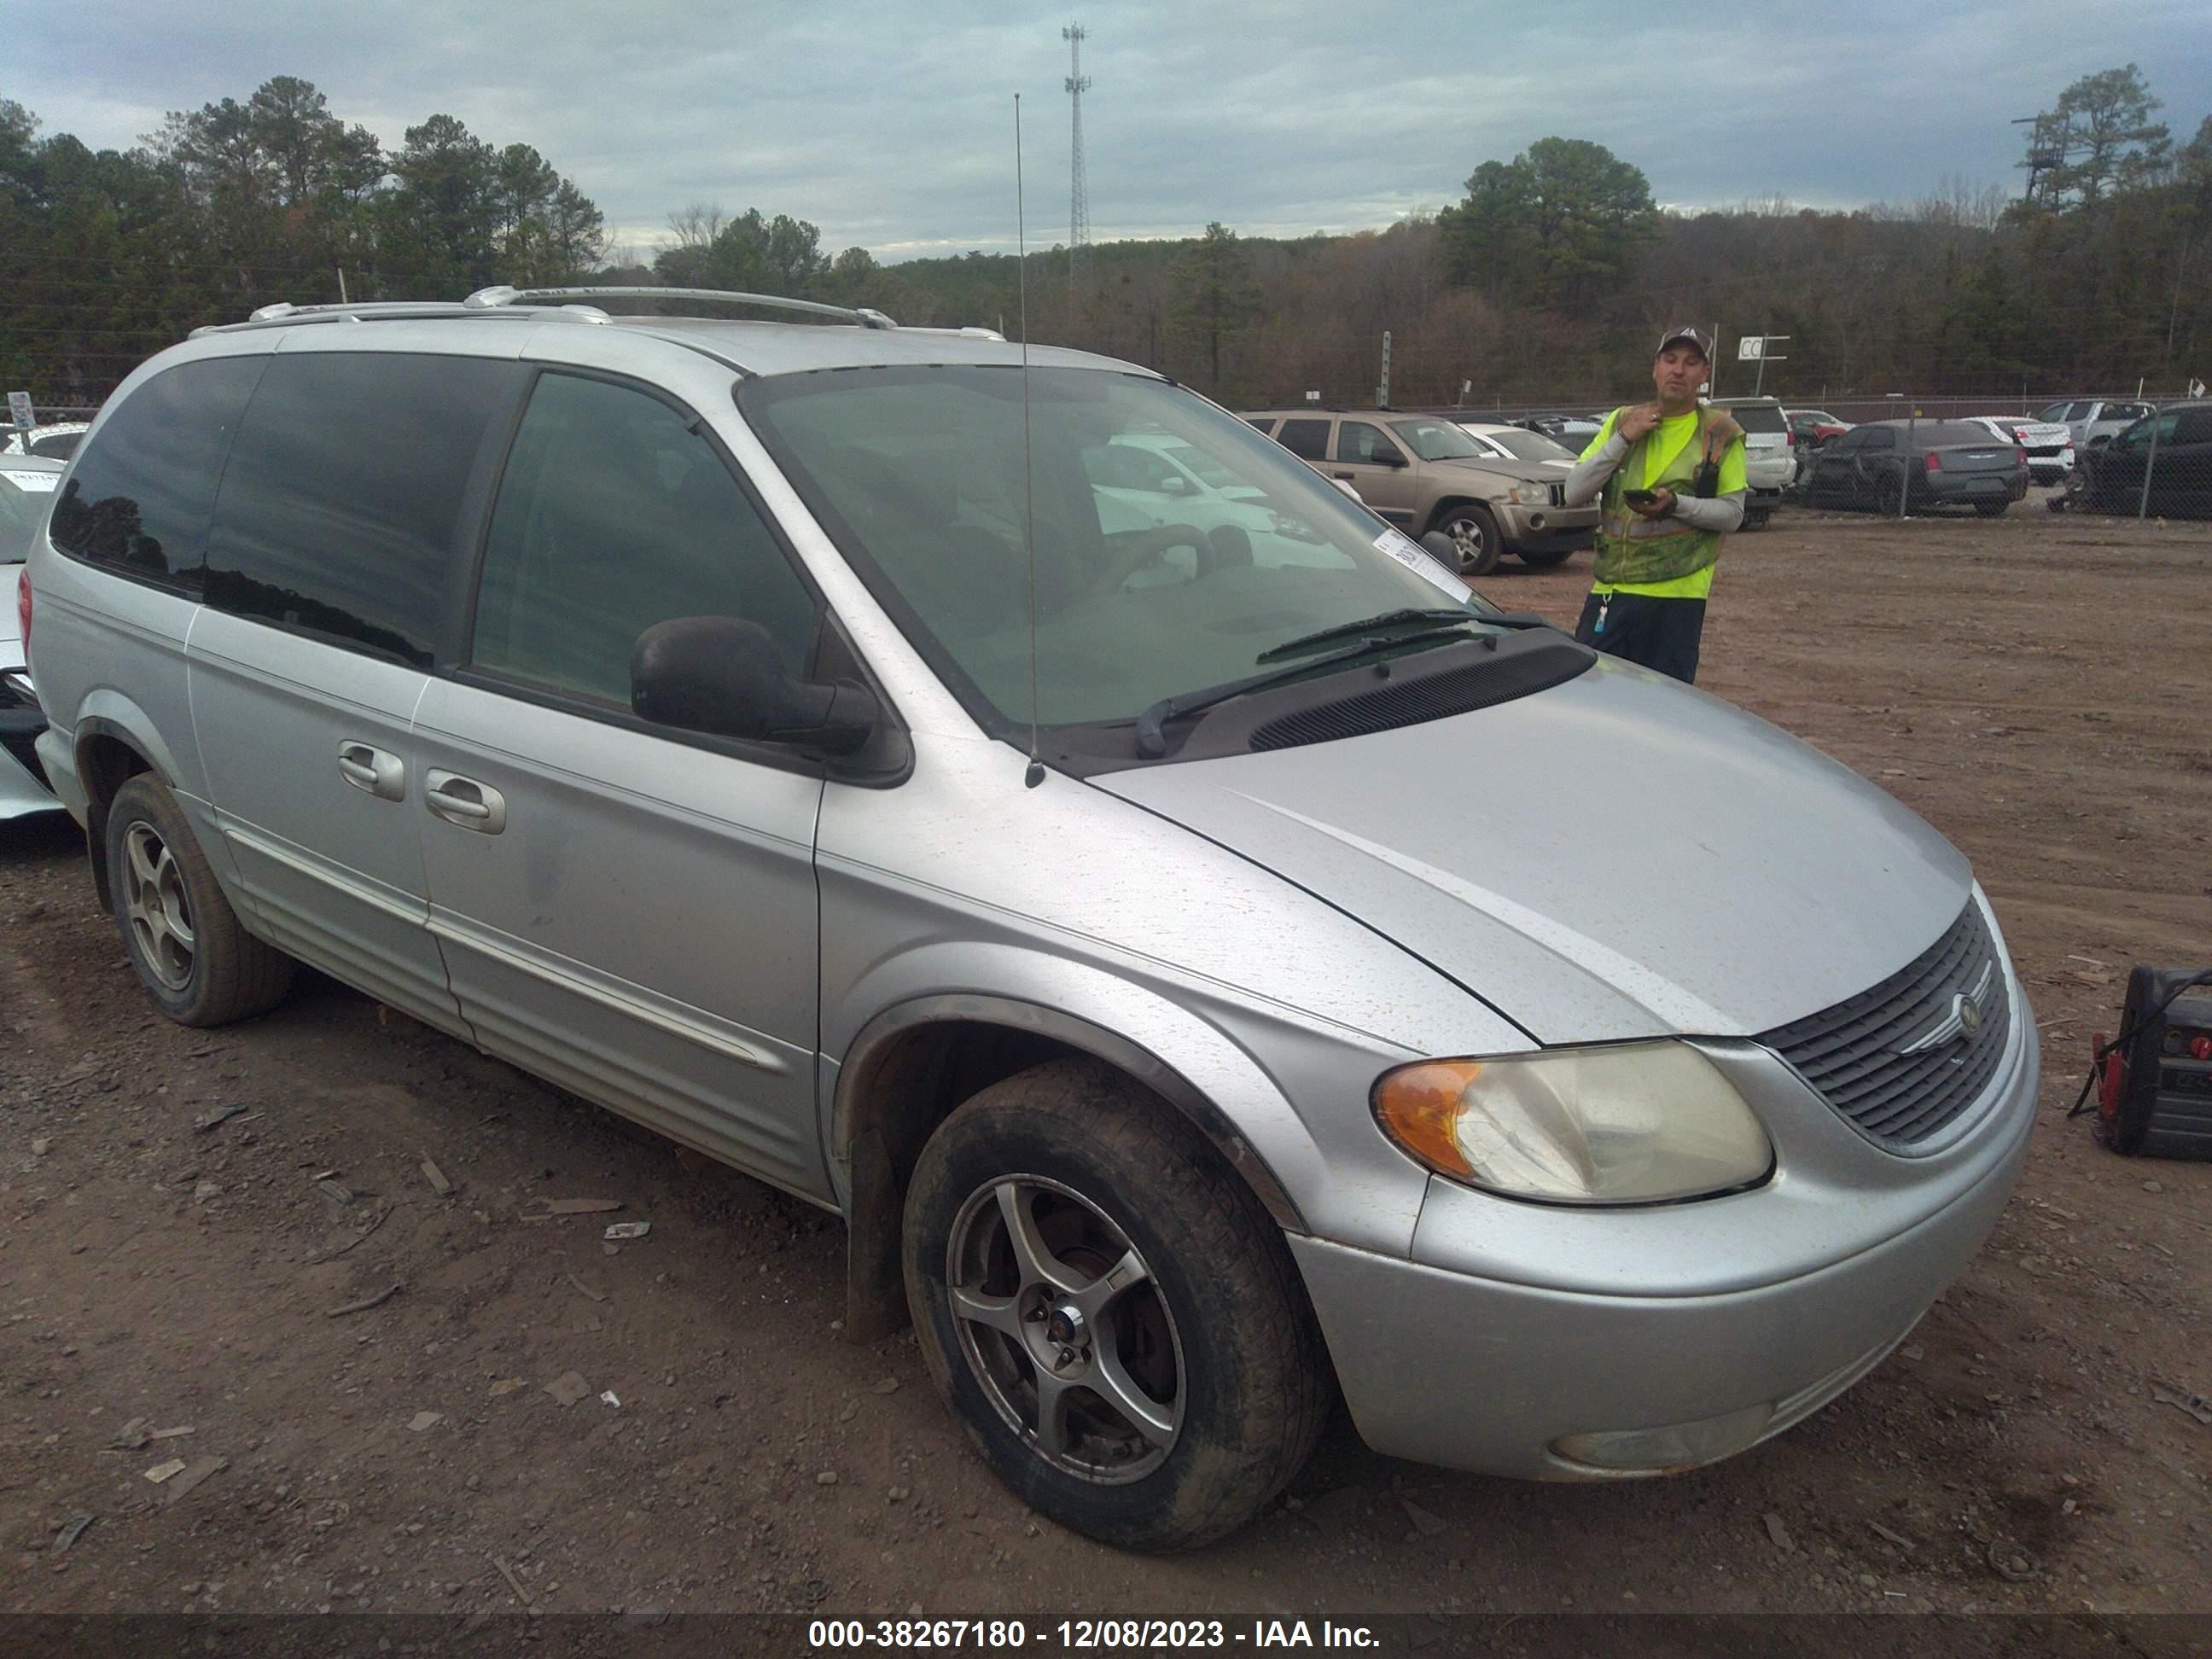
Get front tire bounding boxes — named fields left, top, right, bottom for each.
left=903, top=1059, right=1330, bottom=1551
left=105, top=775, right=294, bottom=1026
left=1424, top=503, right=1503, bottom=576
left=1513, top=544, right=1576, bottom=569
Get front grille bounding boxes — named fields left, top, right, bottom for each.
left=1758, top=900, right=2011, bottom=1150
left=1548, top=481, right=1566, bottom=507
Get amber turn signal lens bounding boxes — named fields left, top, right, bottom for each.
left=1371, top=1061, right=1486, bottom=1180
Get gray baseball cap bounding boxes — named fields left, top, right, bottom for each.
left=1655, top=326, right=1714, bottom=359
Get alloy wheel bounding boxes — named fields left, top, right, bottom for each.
left=943, top=1174, right=1184, bottom=1483
left=121, top=821, right=195, bottom=991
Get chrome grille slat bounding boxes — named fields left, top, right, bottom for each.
left=1759, top=901, right=2010, bottom=1150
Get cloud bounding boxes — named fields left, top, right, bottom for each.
left=10, top=0, right=2208, bottom=263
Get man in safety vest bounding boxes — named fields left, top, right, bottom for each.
left=1561, top=327, right=1747, bottom=684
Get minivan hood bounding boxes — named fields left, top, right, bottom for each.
left=1096, top=658, right=1972, bottom=1044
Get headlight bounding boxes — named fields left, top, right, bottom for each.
left=1371, top=1042, right=1773, bottom=1205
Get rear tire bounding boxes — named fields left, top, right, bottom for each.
left=104, top=775, right=294, bottom=1027
left=903, top=1059, right=1330, bottom=1551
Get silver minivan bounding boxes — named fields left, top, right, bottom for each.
left=23, top=288, right=2038, bottom=1551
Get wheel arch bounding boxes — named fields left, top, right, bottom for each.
left=1423, top=495, right=1496, bottom=537
left=73, top=711, right=177, bottom=914
left=830, top=992, right=1312, bottom=1342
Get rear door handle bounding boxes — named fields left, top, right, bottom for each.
left=425, top=770, right=507, bottom=835
left=337, top=742, right=405, bottom=802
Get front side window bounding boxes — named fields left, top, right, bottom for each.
left=471, top=371, right=817, bottom=703
left=2116, top=411, right=2180, bottom=451
left=740, top=366, right=1496, bottom=735
left=203, top=352, right=519, bottom=667
left=49, top=356, right=265, bottom=591
left=1336, top=422, right=1401, bottom=464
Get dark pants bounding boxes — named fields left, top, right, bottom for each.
left=1574, top=590, right=1707, bottom=684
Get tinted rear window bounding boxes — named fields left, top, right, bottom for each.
left=204, top=352, right=520, bottom=667
left=1923, top=422, right=2011, bottom=446
left=49, top=357, right=266, bottom=591
left=1720, top=403, right=1787, bottom=434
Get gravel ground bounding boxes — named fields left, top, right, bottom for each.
left=2, top=501, right=2209, bottom=1624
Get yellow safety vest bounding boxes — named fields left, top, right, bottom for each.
left=1593, top=407, right=1735, bottom=588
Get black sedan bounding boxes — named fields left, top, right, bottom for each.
left=1799, top=420, right=2029, bottom=517
left=2069, top=402, right=2212, bottom=519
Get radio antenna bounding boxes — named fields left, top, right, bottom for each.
left=1016, top=92, right=1045, bottom=789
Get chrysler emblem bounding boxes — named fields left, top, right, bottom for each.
left=1900, top=960, right=1995, bottom=1054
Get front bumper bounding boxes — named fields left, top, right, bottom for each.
left=1493, top=499, right=1598, bottom=551
left=1292, top=1006, right=2038, bottom=1481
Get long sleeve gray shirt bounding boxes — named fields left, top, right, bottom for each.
left=1563, top=424, right=1746, bottom=534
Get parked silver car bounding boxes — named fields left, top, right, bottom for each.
left=2036, top=398, right=2152, bottom=450
left=24, top=287, right=2037, bottom=1551
left=1707, top=397, right=1795, bottom=527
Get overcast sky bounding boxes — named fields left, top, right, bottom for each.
left=13, top=1, right=2211, bottom=262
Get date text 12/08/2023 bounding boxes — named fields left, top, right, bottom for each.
left=806, top=1617, right=1382, bottom=1649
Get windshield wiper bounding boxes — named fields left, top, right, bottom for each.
left=1135, top=624, right=1480, bottom=759
left=1253, top=608, right=1479, bottom=665
left=1254, top=605, right=1556, bottom=665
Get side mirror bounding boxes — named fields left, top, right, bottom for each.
left=1369, top=450, right=1408, bottom=468
left=1157, top=474, right=1190, bottom=492
left=632, top=616, right=877, bottom=755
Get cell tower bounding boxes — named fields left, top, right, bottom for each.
left=1063, top=22, right=1091, bottom=292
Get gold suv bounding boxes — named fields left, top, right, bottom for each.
left=1244, top=407, right=1598, bottom=573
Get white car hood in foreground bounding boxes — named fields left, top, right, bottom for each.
left=1097, top=655, right=1974, bottom=1044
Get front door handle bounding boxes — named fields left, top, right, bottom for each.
left=425, top=770, right=507, bottom=835
left=337, top=742, right=405, bottom=801
left=1331, top=471, right=1355, bottom=480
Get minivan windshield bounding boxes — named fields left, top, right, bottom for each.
left=740, top=366, right=1493, bottom=732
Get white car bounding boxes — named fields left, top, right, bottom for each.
left=1454, top=422, right=1580, bottom=473
left=1961, top=416, right=2074, bottom=486
left=2, top=422, right=90, bottom=462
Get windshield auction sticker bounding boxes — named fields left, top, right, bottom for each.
left=1374, top=527, right=1470, bottom=597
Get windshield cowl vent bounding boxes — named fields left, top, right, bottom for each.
left=1247, top=633, right=1595, bottom=752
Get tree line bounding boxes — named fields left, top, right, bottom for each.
left=3, top=67, right=2205, bottom=412
left=0, top=77, right=606, bottom=400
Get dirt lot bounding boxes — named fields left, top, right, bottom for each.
left=3, top=503, right=2209, bottom=1627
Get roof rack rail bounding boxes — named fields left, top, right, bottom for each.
left=465, top=285, right=899, bottom=329
left=192, top=297, right=623, bottom=339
